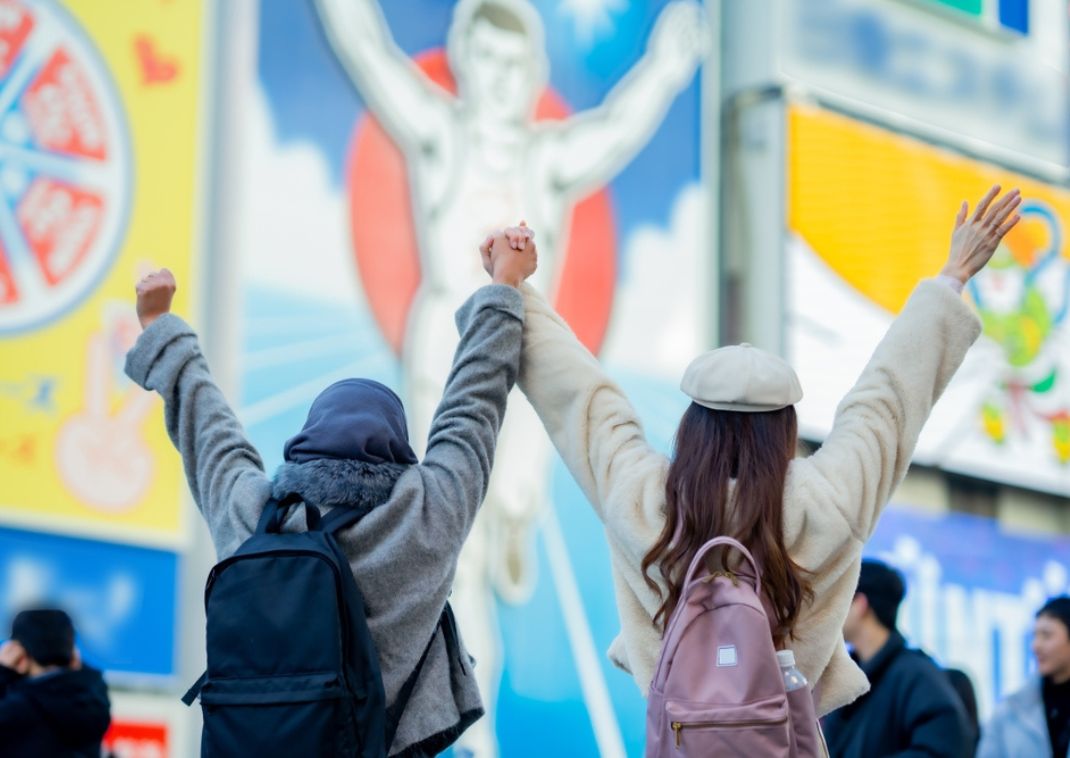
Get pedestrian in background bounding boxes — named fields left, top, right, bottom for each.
left=0, top=608, right=111, bottom=757
left=979, top=596, right=1070, bottom=757
left=822, top=560, right=972, bottom=757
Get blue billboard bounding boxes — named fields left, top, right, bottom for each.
left=0, top=526, right=179, bottom=679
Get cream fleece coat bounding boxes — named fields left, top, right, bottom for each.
left=517, top=279, right=981, bottom=717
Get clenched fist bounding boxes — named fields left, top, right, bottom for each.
left=136, top=268, right=177, bottom=330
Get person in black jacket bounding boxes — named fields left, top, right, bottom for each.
left=822, top=560, right=972, bottom=757
left=0, top=609, right=111, bottom=757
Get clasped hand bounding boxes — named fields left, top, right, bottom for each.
left=480, top=222, right=538, bottom=288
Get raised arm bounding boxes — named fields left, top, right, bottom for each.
left=124, top=269, right=267, bottom=553
left=803, top=186, right=1021, bottom=540
left=417, top=228, right=537, bottom=541
left=313, top=0, right=450, bottom=149
left=536, top=1, right=708, bottom=197
left=516, top=283, right=664, bottom=522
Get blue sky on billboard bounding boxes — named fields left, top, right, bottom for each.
left=256, top=0, right=700, bottom=237
left=0, top=527, right=178, bottom=678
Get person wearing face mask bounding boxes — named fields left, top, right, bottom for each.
left=979, top=596, right=1070, bottom=758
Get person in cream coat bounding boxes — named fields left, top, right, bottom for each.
left=515, top=186, right=1021, bottom=720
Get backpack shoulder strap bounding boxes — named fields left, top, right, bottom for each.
left=383, top=604, right=459, bottom=749
left=317, top=501, right=378, bottom=535
left=257, top=493, right=321, bottom=533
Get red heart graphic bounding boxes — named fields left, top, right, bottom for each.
left=134, top=35, right=178, bottom=85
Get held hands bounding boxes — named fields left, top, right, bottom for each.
left=479, top=222, right=538, bottom=288
left=942, top=185, right=1022, bottom=285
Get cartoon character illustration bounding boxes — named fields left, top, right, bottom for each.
left=969, top=201, right=1070, bottom=464
left=314, top=0, right=708, bottom=753
left=55, top=310, right=155, bottom=512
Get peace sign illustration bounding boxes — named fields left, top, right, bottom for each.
left=55, top=329, right=155, bottom=512
left=0, top=0, right=131, bottom=333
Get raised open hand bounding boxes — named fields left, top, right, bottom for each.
left=135, top=268, right=176, bottom=330
left=479, top=222, right=538, bottom=288
left=943, top=185, right=1022, bottom=284
left=650, top=2, right=711, bottom=84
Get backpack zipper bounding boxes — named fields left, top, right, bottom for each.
left=670, top=716, right=788, bottom=747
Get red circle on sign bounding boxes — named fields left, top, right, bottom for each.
left=347, top=50, right=615, bottom=355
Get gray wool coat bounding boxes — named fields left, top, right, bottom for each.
left=125, top=284, right=524, bottom=756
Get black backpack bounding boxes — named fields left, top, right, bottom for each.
left=182, top=493, right=442, bottom=757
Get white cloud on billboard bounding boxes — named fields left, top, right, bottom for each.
left=601, top=183, right=708, bottom=379
left=236, top=87, right=362, bottom=305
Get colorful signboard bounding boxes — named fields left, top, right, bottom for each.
left=234, top=1, right=708, bottom=754
left=0, top=0, right=205, bottom=546
left=787, top=104, right=1070, bottom=495
left=0, top=525, right=178, bottom=678
left=104, top=692, right=189, bottom=758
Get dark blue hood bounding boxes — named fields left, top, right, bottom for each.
left=283, top=379, right=418, bottom=465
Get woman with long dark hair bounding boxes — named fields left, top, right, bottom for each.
left=514, top=186, right=1020, bottom=718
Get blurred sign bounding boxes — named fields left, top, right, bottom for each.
left=0, top=0, right=206, bottom=545
left=926, top=0, right=1030, bottom=34
left=104, top=723, right=168, bottom=758
left=787, top=104, right=1070, bottom=495
left=0, top=526, right=178, bottom=678
left=104, top=692, right=188, bottom=758
left=780, top=0, right=1068, bottom=167
left=868, top=506, right=1070, bottom=718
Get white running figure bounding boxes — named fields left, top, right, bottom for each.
left=314, top=0, right=707, bottom=753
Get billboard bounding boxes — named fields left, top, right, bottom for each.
left=104, top=692, right=190, bottom=758
left=232, top=0, right=709, bottom=754
left=0, top=526, right=179, bottom=679
left=787, top=104, right=1070, bottom=495
left=779, top=0, right=1069, bottom=170
left=0, top=0, right=206, bottom=546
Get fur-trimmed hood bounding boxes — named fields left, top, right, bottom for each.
left=271, top=458, right=409, bottom=511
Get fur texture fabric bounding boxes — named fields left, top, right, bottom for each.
left=516, top=280, right=982, bottom=719
left=272, top=459, right=409, bottom=511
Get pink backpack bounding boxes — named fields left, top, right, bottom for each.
left=645, top=537, right=824, bottom=757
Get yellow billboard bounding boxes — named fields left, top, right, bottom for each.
left=787, top=105, right=1070, bottom=495
left=0, top=0, right=204, bottom=544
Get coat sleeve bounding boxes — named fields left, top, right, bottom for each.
left=0, top=667, right=31, bottom=731
left=417, top=284, right=524, bottom=541
left=800, top=280, right=981, bottom=542
left=125, top=314, right=268, bottom=549
left=975, top=708, right=1008, bottom=758
left=515, top=284, right=664, bottom=521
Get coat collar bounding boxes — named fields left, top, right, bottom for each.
left=271, top=458, right=408, bottom=510
left=859, top=630, right=907, bottom=685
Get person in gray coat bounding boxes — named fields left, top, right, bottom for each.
left=979, top=596, right=1070, bottom=758
left=125, top=225, right=537, bottom=757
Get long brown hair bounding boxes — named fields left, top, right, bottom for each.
left=641, top=403, right=813, bottom=646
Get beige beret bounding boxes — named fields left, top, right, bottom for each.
left=680, top=343, right=803, bottom=412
